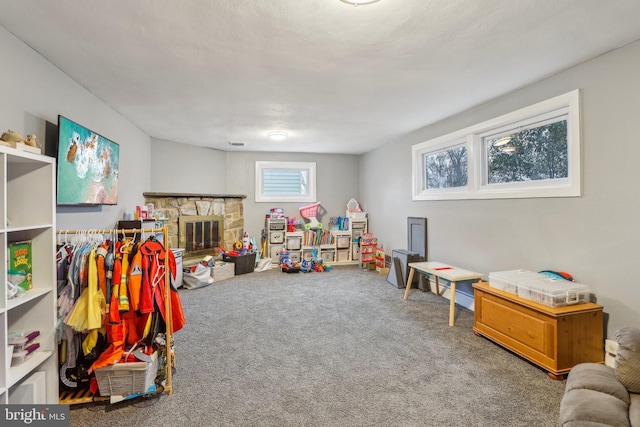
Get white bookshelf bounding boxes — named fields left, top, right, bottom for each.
left=0, top=146, right=58, bottom=404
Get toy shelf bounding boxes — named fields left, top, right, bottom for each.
left=264, top=216, right=368, bottom=266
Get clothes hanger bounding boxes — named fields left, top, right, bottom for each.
left=120, top=228, right=136, bottom=253
left=56, top=230, right=71, bottom=262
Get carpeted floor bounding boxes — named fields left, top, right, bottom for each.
left=69, top=265, right=565, bottom=426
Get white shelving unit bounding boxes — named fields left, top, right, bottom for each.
left=0, top=146, right=57, bottom=404
left=284, top=231, right=303, bottom=263
left=264, top=216, right=367, bottom=266
left=350, top=218, right=367, bottom=262
left=265, top=217, right=287, bottom=262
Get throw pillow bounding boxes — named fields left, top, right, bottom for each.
left=615, top=326, right=640, bottom=393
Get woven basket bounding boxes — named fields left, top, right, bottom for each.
left=211, top=262, right=234, bottom=282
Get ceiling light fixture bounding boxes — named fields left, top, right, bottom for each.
left=340, top=0, right=381, bottom=6
left=493, top=136, right=512, bottom=147
left=267, top=131, right=288, bottom=141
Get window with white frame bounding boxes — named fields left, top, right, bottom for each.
left=255, top=161, right=316, bottom=203
left=412, top=90, right=581, bottom=200
left=425, top=142, right=468, bottom=189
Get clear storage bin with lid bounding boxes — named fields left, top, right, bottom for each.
left=488, top=269, right=544, bottom=294
left=516, top=277, right=591, bottom=307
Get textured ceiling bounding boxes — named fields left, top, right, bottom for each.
left=1, top=0, right=640, bottom=154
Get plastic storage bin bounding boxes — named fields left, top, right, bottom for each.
left=286, top=235, right=302, bottom=250
left=337, top=250, right=349, bottom=262
left=95, top=351, right=158, bottom=396
left=336, top=236, right=350, bottom=249
left=488, top=270, right=543, bottom=294
left=289, top=252, right=301, bottom=263
left=222, top=252, right=256, bottom=275
left=517, top=278, right=591, bottom=307
left=321, top=250, right=335, bottom=263
left=171, top=248, right=185, bottom=288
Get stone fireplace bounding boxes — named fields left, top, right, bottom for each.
left=143, top=192, right=246, bottom=260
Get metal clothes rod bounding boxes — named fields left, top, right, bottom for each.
left=56, top=226, right=174, bottom=396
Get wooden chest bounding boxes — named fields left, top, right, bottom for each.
left=473, top=281, right=604, bottom=379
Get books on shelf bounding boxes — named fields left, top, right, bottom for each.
left=303, top=229, right=333, bottom=246
left=8, top=240, right=33, bottom=291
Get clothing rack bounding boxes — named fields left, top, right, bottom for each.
left=56, top=226, right=174, bottom=402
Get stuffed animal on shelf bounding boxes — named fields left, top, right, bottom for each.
left=0, top=129, right=24, bottom=147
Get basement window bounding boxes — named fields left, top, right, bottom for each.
left=412, top=90, right=581, bottom=200
left=255, top=161, right=316, bottom=203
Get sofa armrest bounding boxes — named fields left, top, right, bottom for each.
left=560, top=388, right=630, bottom=427
left=559, top=363, right=631, bottom=427
left=565, top=363, right=630, bottom=404
left=630, top=393, right=640, bottom=427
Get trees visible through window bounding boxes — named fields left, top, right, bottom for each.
left=412, top=90, right=581, bottom=200
left=424, top=145, right=468, bottom=189
left=486, top=120, right=568, bottom=184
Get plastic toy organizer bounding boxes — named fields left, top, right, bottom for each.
left=489, top=269, right=591, bottom=307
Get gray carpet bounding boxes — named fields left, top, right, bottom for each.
left=70, top=266, right=565, bottom=426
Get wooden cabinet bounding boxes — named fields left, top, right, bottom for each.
left=472, top=281, right=603, bottom=379
left=0, top=146, right=57, bottom=403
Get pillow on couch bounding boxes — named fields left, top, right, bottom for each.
left=615, top=326, right=640, bottom=393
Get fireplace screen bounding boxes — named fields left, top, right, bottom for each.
left=179, top=215, right=224, bottom=258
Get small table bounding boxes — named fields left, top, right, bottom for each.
left=403, top=261, right=483, bottom=326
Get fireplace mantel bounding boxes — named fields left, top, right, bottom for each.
left=144, top=192, right=246, bottom=199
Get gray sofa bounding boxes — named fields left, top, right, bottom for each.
left=559, top=327, right=640, bottom=426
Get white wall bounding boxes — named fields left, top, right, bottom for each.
left=360, top=40, right=640, bottom=337
left=150, top=138, right=227, bottom=193
left=7, top=17, right=634, bottom=336
left=0, top=26, right=151, bottom=230
left=226, top=151, right=360, bottom=243
left=147, top=145, right=360, bottom=244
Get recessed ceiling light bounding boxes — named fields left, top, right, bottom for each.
left=268, top=131, right=288, bottom=141
left=340, top=0, right=381, bottom=5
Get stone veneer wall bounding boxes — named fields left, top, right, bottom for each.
left=143, top=193, right=246, bottom=251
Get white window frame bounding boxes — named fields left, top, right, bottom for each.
left=412, top=90, right=581, bottom=200
left=255, top=161, right=316, bottom=203
left=419, top=137, right=470, bottom=195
